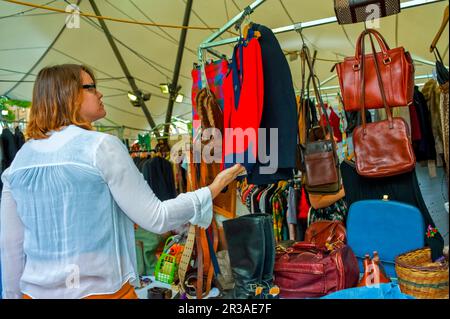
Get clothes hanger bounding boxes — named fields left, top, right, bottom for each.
left=430, top=5, right=449, bottom=53
left=235, top=6, right=253, bottom=38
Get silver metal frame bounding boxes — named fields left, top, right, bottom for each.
left=198, top=0, right=446, bottom=61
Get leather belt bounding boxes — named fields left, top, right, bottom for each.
left=178, top=224, right=196, bottom=296
left=178, top=150, right=220, bottom=299
left=195, top=225, right=205, bottom=299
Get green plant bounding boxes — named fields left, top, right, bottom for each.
left=0, top=96, right=31, bottom=122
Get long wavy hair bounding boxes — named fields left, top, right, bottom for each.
left=26, top=64, right=95, bottom=139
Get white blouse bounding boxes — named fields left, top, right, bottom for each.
left=0, top=125, right=212, bottom=299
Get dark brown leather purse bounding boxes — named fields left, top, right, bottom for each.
left=334, top=0, right=401, bottom=25
left=335, top=28, right=414, bottom=111
left=304, top=220, right=347, bottom=250
left=300, top=45, right=341, bottom=194
left=353, top=31, right=416, bottom=178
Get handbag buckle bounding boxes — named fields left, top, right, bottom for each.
left=352, top=63, right=360, bottom=71
left=383, top=56, right=392, bottom=64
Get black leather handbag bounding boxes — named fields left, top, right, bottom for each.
left=334, top=0, right=401, bottom=25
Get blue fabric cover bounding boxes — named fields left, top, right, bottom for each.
left=321, top=283, right=414, bottom=299
left=346, top=200, right=425, bottom=278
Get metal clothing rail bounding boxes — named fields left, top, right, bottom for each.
left=198, top=0, right=446, bottom=60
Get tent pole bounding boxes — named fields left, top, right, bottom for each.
left=163, top=0, right=193, bottom=138
left=89, top=0, right=160, bottom=137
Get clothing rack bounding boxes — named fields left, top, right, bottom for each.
left=198, top=0, right=447, bottom=102
left=1, top=119, right=27, bottom=130
left=199, top=0, right=445, bottom=57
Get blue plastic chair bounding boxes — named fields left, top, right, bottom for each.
left=346, top=200, right=425, bottom=278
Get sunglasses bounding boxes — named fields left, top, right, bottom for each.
left=82, top=84, right=97, bottom=93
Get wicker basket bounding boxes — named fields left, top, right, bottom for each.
left=395, top=247, right=449, bottom=299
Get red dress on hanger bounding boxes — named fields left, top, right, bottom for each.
left=222, top=35, right=264, bottom=174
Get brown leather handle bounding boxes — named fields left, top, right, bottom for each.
left=359, top=31, right=393, bottom=132
left=291, top=242, right=322, bottom=251
left=355, top=29, right=391, bottom=67
left=286, top=242, right=326, bottom=256
left=302, top=44, right=335, bottom=145
left=300, top=48, right=321, bottom=140
left=325, top=222, right=339, bottom=244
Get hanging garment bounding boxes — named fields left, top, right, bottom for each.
left=14, top=127, right=25, bottom=150
left=245, top=23, right=298, bottom=185
left=434, top=49, right=449, bottom=176
left=307, top=198, right=348, bottom=227
left=271, top=185, right=289, bottom=242
left=408, top=103, right=422, bottom=142
left=412, top=86, right=437, bottom=162
left=298, top=186, right=311, bottom=221
left=222, top=32, right=264, bottom=174
left=141, top=156, right=177, bottom=201
left=1, top=127, right=18, bottom=169
left=300, top=98, right=319, bottom=135
left=260, top=183, right=277, bottom=214
left=286, top=186, right=298, bottom=226
left=421, top=79, right=444, bottom=156
left=345, top=110, right=372, bottom=134
left=439, top=82, right=449, bottom=176
left=320, top=105, right=342, bottom=142
left=192, top=58, right=229, bottom=112
left=340, top=160, right=444, bottom=261
left=191, top=58, right=229, bottom=136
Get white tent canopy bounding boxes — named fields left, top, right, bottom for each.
left=0, top=0, right=448, bottom=133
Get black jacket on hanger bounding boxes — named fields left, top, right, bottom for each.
left=340, top=160, right=444, bottom=261
left=14, top=127, right=25, bottom=150
left=412, top=86, right=437, bottom=161
left=141, top=157, right=176, bottom=201
left=245, top=23, right=297, bottom=185
left=1, top=127, right=18, bottom=170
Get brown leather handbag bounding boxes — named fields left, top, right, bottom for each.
left=334, top=0, right=401, bottom=25
left=304, top=220, right=347, bottom=250
left=353, top=31, right=416, bottom=178
left=335, top=28, right=414, bottom=111
left=274, top=242, right=359, bottom=298
left=301, top=45, right=341, bottom=194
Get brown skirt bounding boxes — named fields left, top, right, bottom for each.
left=23, top=282, right=138, bottom=299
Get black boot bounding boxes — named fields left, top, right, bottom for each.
left=260, top=214, right=279, bottom=299
left=223, top=214, right=266, bottom=299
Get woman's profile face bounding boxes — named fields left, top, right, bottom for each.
left=79, top=70, right=106, bottom=123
